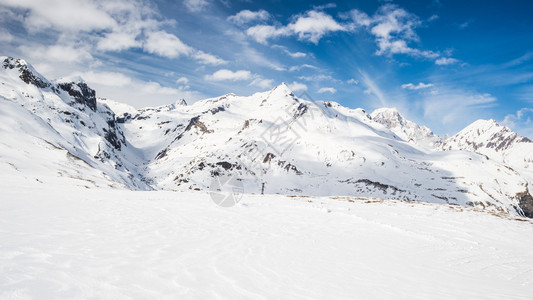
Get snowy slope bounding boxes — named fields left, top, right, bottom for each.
left=370, top=107, right=442, bottom=149
left=1, top=185, right=533, bottom=299
left=441, top=119, right=533, bottom=171
left=118, top=84, right=532, bottom=216
left=1, top=56, right=533, bottom=218
left=0, top=57, right=150, bottom=189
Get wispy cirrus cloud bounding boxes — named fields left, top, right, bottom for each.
left=359, top=70, right=388, bottom=107
left=422, top=88, right=497, bottom=127
left=401, top=82, right=434, bottom=90
left=289, top=64, right=318, bottom=72
left=435, top=57, right=459, bottom=65
left=272, top=45, right=307, bottom=58
left=318, top=87, right=336, bottom=94
left=193, top=50, right=228, bottom=66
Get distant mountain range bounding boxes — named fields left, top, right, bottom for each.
left=1, top=56, right=532, bottom=217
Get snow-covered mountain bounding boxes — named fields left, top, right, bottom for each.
left=0, top=57, right=150, bottom=189
left=370, top=107, right=442, bottom=149
left=441, top=119, right=533, bottom=169
left=1, top=56, right=532, bottom=217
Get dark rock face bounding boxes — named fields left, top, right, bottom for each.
left=2, top=57, right=51, bottom=88
left=517, top=189, right=533, bottom=218
left=293, top=103, right=308, bottom=119
left=485, top=130, right=532, bottom=151
left=216, top=161, right=232, bottom=170
left=103, top=128, right=122, bottom=150
left=56, top=82, right=97, bottom=111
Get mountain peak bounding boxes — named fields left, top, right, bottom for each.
left=443, top=118, right=531, bottom=153
left=270, top=82, right=294, bottom=96
left=55, top=75, right=86, bottom=85
left=371, top=107, right=441, bottom=149
left=2, top=56, right=51, bottom=88
left=175, top=98, right=187, bottom=106
left=371, top=107, right=403, bottom=122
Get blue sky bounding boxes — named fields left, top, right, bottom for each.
left=1, top=0, right=532, bottom=137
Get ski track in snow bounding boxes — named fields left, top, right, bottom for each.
left=1, top=186, right=533, bottom=299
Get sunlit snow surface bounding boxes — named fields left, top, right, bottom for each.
left=1, top=184, right=532, bottom=299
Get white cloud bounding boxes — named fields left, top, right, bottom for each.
left=228, top=9, right=270, bottom=25
left=428, top=15, right=439, bottom=22
left=401, top=82, right=434, bottom=90
left=78, top=71, right=132, bottom=87
left=289, top=64, right=319, bottom=72
left=288, top=81, right=308, bottom=92
left=287, top=10, right=346, bottom=44
left=458, top=20, right=472, bottom=29
left=349, top=9, right=372, bottom=27
left=97, top=31, right=140, bottom=52
left=184, top=0, right=208, bottom=12
left=144, top=31, right=193, bottom=58
left=435, top=57, right=459, bottom=65
left=94, top=78, right=205, bottom=108
left=193, top=50, right=227, bottom=66
left=20, top=44, right=93, bottom=63
left=0, top=0, right=117, bottom=33
left=287, top=51, right=307, bottom=58
left=348, top=5, right=442, bottom=60
left=141, top=81, right=181, bottom=95
left=347, top=78, right=359, bottom=85
left=176, top=77, right=189, bottom=85
left=298, top=74, right=334, bottom=81
left=2, top=0, right=224, bottom=67
left=313, top=3, right=337, bottom=10
left=502, top=108, right=533, bottom=139
left=250, top=78, right=274, bottom=89
left=246, top=10, right=346, bottom=45
left=318, top=87, right=336, bottom=94
left=204, top=69, right=252, bottom=81
left=273, top=45, right=307, bottom=58
left=246, top=25, right=289, bottom=44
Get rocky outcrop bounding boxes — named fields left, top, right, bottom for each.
left=441, top=119, right=531, bottom=152
left=2, top=57, right=51, bottom=88
left=56, top=81, right=97, bottom=111
left=517, top=188, right=533, bottom=218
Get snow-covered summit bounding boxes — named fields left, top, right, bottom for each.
left=175, top=98, right=187, bottom=106
left=2, top=56, right=51, bottom=88
left=442, top=119, right=531, bottom=152
left=370, top=107, right=442, bottom=149
left=441, top=119, right=533, bottom=176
